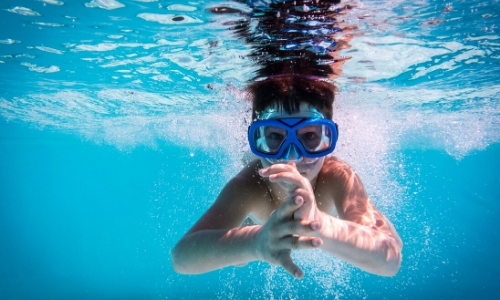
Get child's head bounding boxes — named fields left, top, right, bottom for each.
left=247, top=75, right=335, bottom=121
left=247, top=75, right=337, bottom=180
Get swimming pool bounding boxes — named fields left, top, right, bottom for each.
left=1, top=0, right=499, bottom=299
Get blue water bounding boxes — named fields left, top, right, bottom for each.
left=1, top=0, right=499, bottom=299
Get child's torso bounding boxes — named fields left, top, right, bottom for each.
left=247, top=173, right=339, bottom=225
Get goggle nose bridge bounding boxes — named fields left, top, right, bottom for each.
left=281, top=143, right=303, bottom=162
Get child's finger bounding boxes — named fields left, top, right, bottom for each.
left=276, top=219, right=320, bottom=236
left=278, top=235, right=323, bottom=250
left=259, top=163, right=298, bottom=177
left=288, top=188, right=314, bottom=201
left=278, top=252, right=304, bottom=279
left=269, top=172, right=307, bottom=189
left=275, top=195, right=303, bottom=221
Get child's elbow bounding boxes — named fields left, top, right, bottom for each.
left=171, top=257, right=184, bottom=274
left=379, top=254, right=401, bottom=277
left=171, top=243, right=191, bottom=274
left=376, top=239, right=402, bottom=276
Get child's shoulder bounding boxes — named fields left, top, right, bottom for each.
left=322, top=155, right=352, bottom=169
left=229, top=159, right=266, bottom=191
left=320, top=155, right=357, bottom=179
left=223, top=159, right=271, bottom=214
left=236, top=159, right=261, bottom=179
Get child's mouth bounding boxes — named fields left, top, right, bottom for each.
left=297, top=167, right=311, bottom=174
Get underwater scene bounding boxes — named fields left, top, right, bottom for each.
left=0, top=0, right=499, bottom=299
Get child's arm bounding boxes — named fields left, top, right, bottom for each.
left=260, top=160, right=403, bottom=276
left=171, top=170, right=322, bottom=278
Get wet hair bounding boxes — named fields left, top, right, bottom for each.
left=247, top=75, right=335, bottom=120
left=209, top=0, right=348, bottom=122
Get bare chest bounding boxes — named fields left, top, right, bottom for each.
left=249, top=182, right=338, bottom=224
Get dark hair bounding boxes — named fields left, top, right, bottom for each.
left=247, top=75, right=335, bottom=120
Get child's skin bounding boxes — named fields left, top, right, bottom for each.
left=172, top=103, right=402, bottom=278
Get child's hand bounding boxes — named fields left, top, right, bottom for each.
left=254, top=194, right=322, bottom=279
left=259, top=162, right=325, bottom=236
left=259, top=162, right=309, bottom=193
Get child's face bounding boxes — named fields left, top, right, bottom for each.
left=258, top=102, right=328, bottom=182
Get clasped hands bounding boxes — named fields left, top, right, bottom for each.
left=255, top=162, right=326, bottom=279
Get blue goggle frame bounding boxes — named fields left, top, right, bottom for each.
left=248, top=117, right=339, bottom=159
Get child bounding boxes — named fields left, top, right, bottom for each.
left=172, top=75, right=402, bottom=279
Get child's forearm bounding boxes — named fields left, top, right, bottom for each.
left=319, top=215, right=402, bottom=276
left=171, top=225, right=261, bottom=274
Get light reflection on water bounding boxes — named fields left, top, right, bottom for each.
left=0, top=0, right=497, bottom=153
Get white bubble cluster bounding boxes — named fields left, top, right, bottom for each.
left=137, top=13, right=203, bottom=25
left=84, top=0, right=125, bottom=10
left=36, top=0, right=64, bottom=5
left=4, top=6, right=41, bottom=16
left=20, top=62, right=60, bottom=73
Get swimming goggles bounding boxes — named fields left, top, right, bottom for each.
left=248, top=117, right=338, bottom=161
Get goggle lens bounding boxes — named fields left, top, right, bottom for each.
left=255, top=126, right=286, bottom=154
left=296, top=124, right=332, bottom=153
